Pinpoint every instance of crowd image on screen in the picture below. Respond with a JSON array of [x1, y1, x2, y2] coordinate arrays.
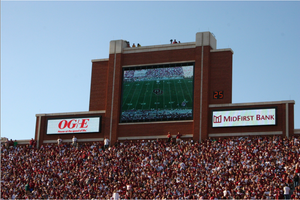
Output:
[[1, 134, 300, 199], [120, 109, 192, 122], [145, 67, 184, 79], [123, 66, 192, 82]]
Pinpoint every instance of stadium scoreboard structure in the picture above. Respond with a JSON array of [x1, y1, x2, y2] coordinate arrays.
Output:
[[35, 32, 295, 147]]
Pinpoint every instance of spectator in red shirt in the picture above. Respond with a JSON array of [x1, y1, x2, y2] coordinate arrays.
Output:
[[167, 132, 171, 143], [176, 132, 181, 143], [29, 138, 34, 148]]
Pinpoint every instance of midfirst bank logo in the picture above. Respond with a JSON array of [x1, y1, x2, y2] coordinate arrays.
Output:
[[213, 115, 222, 123], [212, 108, 276, 127]]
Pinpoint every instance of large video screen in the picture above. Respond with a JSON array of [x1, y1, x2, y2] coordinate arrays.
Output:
[[120, 63, 194, 123]]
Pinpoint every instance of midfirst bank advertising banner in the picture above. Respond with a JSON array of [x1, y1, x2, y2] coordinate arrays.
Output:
[[47, 117, 101, 134], [212, 108, 276, 128]]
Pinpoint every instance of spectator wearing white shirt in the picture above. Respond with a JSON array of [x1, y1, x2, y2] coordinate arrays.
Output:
[[11, 193, 17, 199], [223, 187, 231, 198], [71, 136, 77, 147], [112, 190, 120, 200], [283, 184, 290, 199], [57, 137, 62, 146], [104, 137, 110, 149]]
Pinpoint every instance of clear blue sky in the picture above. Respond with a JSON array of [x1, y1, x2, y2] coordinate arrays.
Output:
[[1, 1, 300, 140]]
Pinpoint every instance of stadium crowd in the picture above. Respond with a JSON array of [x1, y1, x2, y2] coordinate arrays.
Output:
[[1, 135, 300, 199]]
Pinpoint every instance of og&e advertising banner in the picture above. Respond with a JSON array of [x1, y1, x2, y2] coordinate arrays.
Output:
[[47, 117, 101, 134]]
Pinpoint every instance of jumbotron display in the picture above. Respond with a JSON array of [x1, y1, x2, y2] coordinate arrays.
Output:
[[120, 63, 194, 123]]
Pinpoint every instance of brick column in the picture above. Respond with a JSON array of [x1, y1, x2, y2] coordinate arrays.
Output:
[[193, 32, 216, 142], [104, 40, 127, 145]]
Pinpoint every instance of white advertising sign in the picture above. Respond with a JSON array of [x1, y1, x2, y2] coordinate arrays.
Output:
[[47, 117, 101, 134], [212, 108, 276, 127]]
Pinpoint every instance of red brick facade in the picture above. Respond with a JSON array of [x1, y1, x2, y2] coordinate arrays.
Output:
[[35, 32, 295, 147], [89, 60, 109, 111]]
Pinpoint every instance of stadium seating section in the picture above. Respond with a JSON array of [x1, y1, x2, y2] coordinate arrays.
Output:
[[1, 135, 300, 199]]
